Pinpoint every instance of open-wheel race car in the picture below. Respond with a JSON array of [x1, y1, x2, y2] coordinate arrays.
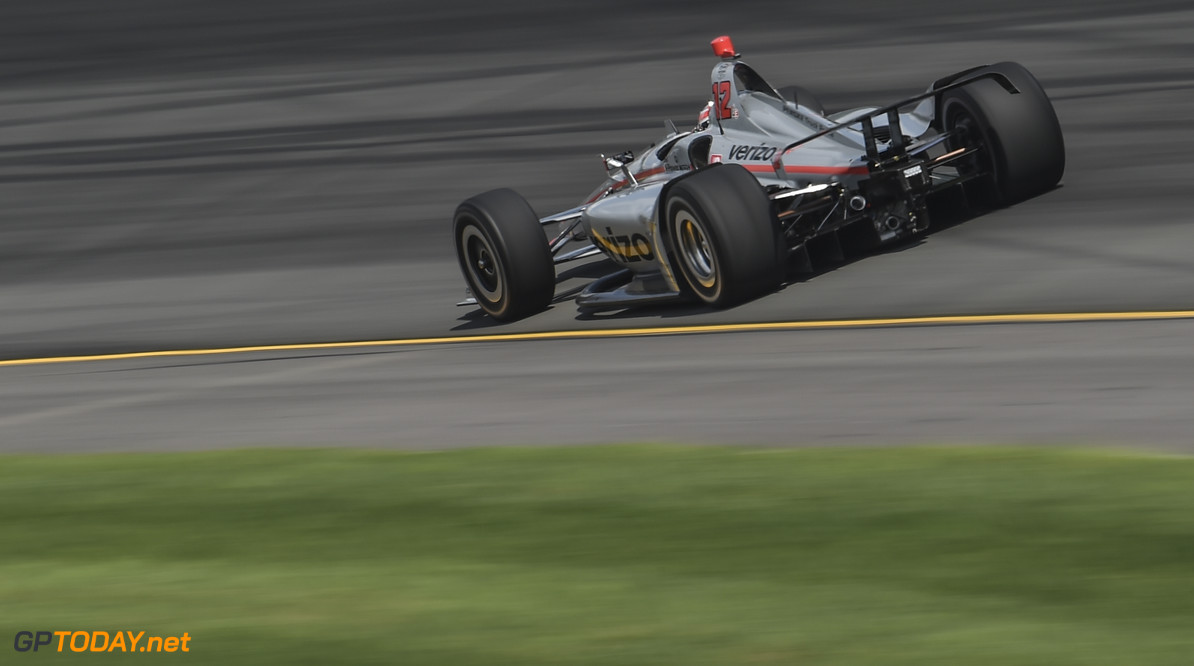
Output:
[[453, 35, 1065, 321]]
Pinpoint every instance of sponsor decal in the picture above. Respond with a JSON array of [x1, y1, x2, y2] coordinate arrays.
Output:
[[592, 227, 656, 263], [728, 144, 778, 161], [13, 630, 192, 654], [790, 110, 832, 131]]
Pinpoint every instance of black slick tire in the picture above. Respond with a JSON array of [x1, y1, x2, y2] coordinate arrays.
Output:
[[663, 164, 782, 308], [941, 62, 1065, 206], [453, 189, 554, 322]]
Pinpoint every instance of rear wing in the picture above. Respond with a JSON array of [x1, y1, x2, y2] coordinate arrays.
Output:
[[770, 70, 1019, 175]]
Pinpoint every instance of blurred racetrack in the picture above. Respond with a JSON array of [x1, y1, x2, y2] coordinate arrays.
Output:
[[1, 1, 1192, 449]]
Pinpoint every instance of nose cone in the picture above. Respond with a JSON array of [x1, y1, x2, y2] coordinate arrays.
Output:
[[711, 35, 737, 59]]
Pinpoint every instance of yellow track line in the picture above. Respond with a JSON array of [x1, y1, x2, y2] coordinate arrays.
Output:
[[2, 310, 1193, 368]]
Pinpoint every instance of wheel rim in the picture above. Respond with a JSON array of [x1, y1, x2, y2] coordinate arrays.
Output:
[[948, 107, 988, 176], [460, 225, 503, 302], [674, 209, 717, 289]]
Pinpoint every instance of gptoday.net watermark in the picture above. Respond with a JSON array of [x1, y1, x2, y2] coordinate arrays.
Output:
[[14, 631, 191, 654]]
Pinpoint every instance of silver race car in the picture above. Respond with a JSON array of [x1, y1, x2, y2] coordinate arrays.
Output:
[[454, 35, 1065, 321]]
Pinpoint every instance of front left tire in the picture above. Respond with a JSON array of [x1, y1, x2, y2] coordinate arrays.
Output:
[[663, 164, 783, 307]]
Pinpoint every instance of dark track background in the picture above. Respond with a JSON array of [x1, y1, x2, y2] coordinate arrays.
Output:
[[2, 0, 1193, 358], [0, 1, 1192, 450]]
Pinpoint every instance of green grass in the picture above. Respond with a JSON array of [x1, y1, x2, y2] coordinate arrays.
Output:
[[2, 446, 1193, 664]]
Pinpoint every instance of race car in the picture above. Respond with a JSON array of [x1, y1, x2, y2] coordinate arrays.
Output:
[[453, 35, 1065, 321]]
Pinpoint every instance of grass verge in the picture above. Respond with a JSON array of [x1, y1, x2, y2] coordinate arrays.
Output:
[[1, 446, 1192, 664]]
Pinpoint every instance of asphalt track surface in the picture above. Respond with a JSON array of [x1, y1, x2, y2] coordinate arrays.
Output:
[[1, 1, 1192, 450]]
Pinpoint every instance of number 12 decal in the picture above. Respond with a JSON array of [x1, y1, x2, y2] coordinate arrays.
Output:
[[712, 81, 732, 120]]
